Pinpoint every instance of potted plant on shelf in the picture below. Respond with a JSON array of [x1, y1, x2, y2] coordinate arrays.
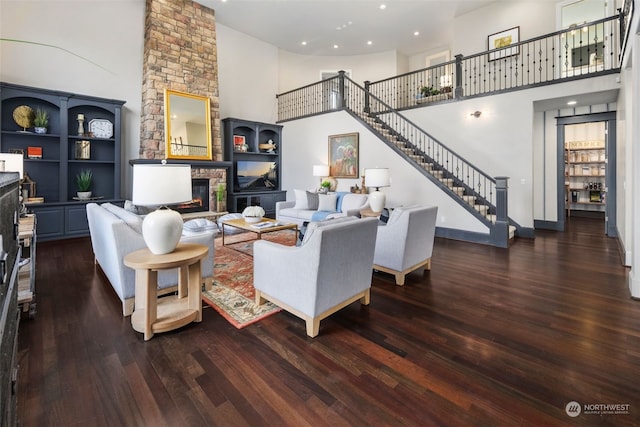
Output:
[[33, 108, 49, 134], [76, 169, 93, 199], [242, 205, 265, 223]]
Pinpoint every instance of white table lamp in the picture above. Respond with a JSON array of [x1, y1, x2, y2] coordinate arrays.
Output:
[[0, 153, 24, 179], [365, 168, 390, 213], [0, 153, 26, 215], [313, 164, 329, 183], [132, 162, 192, 254]]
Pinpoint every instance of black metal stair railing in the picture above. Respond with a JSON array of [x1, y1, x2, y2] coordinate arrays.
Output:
[[277, 72, 513, 246], [341, 75, 503, 225], [367, 13, 624, 108]]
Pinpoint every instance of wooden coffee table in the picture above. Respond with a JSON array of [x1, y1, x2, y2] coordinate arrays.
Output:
[[221, 217, 298, 249]]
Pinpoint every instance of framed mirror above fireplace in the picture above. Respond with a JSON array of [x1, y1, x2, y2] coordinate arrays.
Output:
[[164, 89, 212, 161]]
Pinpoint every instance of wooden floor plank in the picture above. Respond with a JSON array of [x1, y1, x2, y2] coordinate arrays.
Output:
[[16, 217, 640, 426]]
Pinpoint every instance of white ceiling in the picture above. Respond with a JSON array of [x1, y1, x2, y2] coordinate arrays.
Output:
[[198, 0, 497, 56]]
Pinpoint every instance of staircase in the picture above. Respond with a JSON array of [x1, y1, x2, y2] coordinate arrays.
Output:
[[335, 75, 520, 246], [355, 110, 517, 242]]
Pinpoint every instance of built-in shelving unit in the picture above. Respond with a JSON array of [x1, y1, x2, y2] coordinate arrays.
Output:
[[564, 140, 606, 217], [222, 118, 285, 217], [0, 82, 125, 240]]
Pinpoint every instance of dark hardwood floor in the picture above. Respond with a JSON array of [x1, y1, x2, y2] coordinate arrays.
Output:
[[17, 217, 640, 426]]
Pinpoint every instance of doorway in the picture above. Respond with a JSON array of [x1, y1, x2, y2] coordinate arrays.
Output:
[[556, 112, 617, 236]]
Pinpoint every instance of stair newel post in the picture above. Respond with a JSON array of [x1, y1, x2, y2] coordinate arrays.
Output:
[[364, 80, 371, 114], [492, 176, 510, 248], [454, 54, 464, 99], [337, 70, 346, 109]]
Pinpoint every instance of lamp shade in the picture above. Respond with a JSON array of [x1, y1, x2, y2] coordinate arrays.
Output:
[[132, 163, 192, 206], [313, 164, 330, 177], [0, 153, 24, 179], [132, 163, 192, 254], [364, 168, 390, 188]]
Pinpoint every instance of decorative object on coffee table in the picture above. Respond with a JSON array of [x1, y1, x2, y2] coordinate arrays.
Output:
[[242, 205, 265, 223]]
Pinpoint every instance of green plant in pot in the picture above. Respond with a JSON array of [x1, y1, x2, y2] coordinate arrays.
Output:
[[216, 183, 225, 211], [33, 108, 49, 134], [319, 179, 331, 194], [76, 169, 93, 199]]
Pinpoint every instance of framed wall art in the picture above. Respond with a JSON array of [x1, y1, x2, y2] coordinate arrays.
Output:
[[488, 26, 520, 61], [328, 132, 359, 178]]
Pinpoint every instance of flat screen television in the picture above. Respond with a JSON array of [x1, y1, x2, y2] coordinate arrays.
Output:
[[235, 160, 278, 192]]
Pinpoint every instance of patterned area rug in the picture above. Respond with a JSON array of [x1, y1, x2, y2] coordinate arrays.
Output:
[[202, 230, 296, 329]]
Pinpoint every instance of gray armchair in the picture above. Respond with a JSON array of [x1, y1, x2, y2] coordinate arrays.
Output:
[[254, 217, 379, 337], [373, 205, 438, 285]]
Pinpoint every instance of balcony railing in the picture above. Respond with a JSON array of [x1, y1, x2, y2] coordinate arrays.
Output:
[[366, 14, 624, 109]]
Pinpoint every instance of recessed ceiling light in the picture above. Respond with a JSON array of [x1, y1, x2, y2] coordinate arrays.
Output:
[[333, 44, 339, 49], [567, 100, 577, 105], [367, 40, 373, 45], [336, 26, 342, 30], [301, 41, 307, 46], [379, 4, 386, 10], [414, 31, 420, 36]]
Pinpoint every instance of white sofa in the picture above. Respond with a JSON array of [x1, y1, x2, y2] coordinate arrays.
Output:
[[86, 202, 215, 316], [373, 205, 438, 285], [276, 190, 369, 226], [254, 217, 378, 337]]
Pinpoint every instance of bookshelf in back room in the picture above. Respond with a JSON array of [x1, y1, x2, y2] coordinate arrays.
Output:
[[0, 82, 125, 241], [222, 118, 285, 218], [564, 121, 606, 218]]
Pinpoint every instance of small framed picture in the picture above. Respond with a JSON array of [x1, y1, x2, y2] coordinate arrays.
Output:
[[488, 26, 520, 61], [233, 135, 245, 146], [9, 148, 24, 156]]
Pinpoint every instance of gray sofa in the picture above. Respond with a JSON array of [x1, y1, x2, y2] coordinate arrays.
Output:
[[86, 202, 215, 316], [276, 190, 369, 226]]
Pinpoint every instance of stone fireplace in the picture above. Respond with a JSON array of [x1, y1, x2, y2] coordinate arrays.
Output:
[[137, 0, 229, 213]]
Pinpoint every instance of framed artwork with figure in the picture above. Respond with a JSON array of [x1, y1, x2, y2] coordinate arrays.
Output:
[[328, 132, 359, 178]]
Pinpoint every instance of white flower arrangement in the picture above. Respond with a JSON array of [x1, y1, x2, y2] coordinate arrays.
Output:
[[242, 206, 265, 218]]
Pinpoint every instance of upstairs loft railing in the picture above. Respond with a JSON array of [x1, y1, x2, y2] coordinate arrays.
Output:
[[276, 9, 631, 122], [366, 13, 625, 109]]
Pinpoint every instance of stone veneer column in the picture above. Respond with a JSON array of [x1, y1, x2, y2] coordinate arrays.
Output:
[[140, 0, 221, 161]]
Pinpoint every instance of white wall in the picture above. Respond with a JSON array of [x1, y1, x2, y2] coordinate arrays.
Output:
[[216, 24, 279, 123], [0, 0, 145, 197], [277, 50, 399, 92], [452, 1, 557, 57]]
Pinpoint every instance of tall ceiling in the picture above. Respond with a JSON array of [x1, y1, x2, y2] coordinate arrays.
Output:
[[197, 0, 497, 56]]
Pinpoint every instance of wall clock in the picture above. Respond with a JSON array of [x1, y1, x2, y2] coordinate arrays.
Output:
[[88, 119, 113, 139]]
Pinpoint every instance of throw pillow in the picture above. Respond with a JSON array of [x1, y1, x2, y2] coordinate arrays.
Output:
[[293, 189, 319, 210], [183, 218, 218, 236], [124, 200, 152, 215], [317, 194, 338, 212], [301, 216, 357, 245]]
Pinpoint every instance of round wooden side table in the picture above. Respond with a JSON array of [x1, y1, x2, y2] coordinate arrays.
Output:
[[124, 243, 208, 341]]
